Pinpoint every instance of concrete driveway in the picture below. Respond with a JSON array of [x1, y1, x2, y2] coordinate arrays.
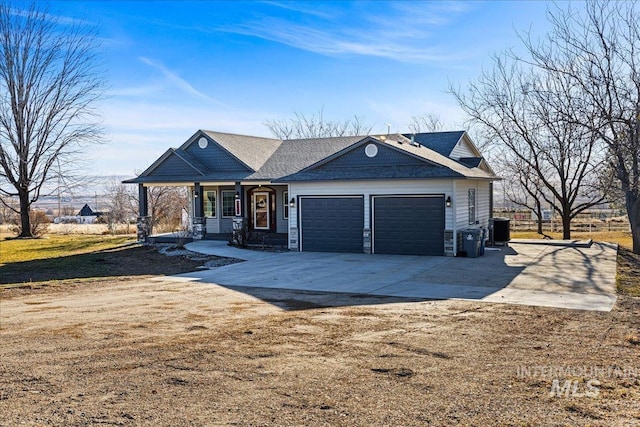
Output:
[[179, 240, 618, 311]]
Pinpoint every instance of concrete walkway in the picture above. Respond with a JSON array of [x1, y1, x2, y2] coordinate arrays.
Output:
[[181, 240, 618, 311]]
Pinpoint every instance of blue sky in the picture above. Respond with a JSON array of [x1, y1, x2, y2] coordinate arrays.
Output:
[[39, 1, 559, 177]]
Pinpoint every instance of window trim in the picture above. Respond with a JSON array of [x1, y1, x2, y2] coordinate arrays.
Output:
[[468, 188, 476, 225], [204, 190, 217, 218], [283, 191, 289, 219], [221, 190, 236, 218]]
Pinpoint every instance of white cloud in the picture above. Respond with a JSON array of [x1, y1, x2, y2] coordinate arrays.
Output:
[[259, 1, 335, 19], [9, 6, 94, 27], [213, 1, 476, 63], [139, 57, 229, 107]]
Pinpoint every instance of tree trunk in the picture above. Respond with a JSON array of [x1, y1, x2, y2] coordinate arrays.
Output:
[[18, 189, 32, 238], [535, 204, 544, 235], [562, 214, 571, 240], [626, 190, 640, 254]]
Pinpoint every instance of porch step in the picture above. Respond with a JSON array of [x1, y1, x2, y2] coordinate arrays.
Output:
[[203, 232, 288, 247], [250, 233, 288, 247], [148, 235, 194, 244]]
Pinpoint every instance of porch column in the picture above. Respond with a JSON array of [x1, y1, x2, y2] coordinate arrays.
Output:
[[136, 184, 151, 242], [232, 181, 245, 231], [192, 182, 206, 240], [139, 184, 148, 217]]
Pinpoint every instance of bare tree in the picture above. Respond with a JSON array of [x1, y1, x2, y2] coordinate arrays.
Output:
[[60, 205, 76, 216], [498, 153, 549, 236], [264, 107, 373, 139], [408, 113, 445, 133], [0, 195, 17, 223], [102, 178, 137, 234], [147, 186, 189, 234], [451, 50, 608, 239], [0, 2, 104, 237], [507, 0, 640, 253]]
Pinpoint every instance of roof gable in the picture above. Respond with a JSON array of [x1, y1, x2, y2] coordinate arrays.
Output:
[[181, 131, 256, 172], [277, 136, 465, 182], [79, 204, 94, 216], [314, 139, 430, 169], [138, 148, 207, 178], [450, 133, 482, 159]]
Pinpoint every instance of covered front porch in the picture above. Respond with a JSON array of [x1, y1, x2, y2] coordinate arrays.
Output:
[[136, 181, 290, 244]]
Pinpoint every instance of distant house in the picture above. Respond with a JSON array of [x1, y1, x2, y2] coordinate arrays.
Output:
[[54, 204, 101, 224], [124, 130, 499, 256]]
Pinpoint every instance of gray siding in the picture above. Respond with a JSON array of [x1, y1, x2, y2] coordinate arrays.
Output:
[[454, 180, 490, 230], [275, 186, 289, 233], [184, 139, 253, 172], [319, 142, 426, 169], [450, 138, 476, 160], [150, 153, 200, 176]]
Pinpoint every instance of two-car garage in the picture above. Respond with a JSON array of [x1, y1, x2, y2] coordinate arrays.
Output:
[[298, 195, 445, 256]]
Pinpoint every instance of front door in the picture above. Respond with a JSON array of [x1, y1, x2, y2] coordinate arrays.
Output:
[[253, 192, 270, 230]]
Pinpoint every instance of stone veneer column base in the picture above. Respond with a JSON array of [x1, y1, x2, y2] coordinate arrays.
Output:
[[192, 217, 206, 240], [289, 227, 299, 251], [137, 216, 152, 242], [363, 228, 371, 254], [444, 230, 455, 256]]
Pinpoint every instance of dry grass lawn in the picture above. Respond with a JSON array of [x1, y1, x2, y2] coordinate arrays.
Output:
[[0, 233, 639, 426]]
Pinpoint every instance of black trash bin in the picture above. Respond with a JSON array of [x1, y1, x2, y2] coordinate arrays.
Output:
[[491, 217, 511, 244], [462, 229, 482, 258]]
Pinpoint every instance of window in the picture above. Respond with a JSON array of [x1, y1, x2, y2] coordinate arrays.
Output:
[[468, 188, 476, 225], [222, 191, 236, 217], [204, 190, 216, 217], [283, 191, 289, 219]]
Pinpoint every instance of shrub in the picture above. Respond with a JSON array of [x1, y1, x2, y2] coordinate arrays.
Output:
[[228, 221, 252, 248], [10, 210, 51, 237]]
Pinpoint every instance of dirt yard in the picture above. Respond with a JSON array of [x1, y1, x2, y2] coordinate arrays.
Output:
[[1, 273, 639, 426]]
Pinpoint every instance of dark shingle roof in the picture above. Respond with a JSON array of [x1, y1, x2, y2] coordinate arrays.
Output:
[[201, 130, 282, 171], [277, 134, 496, 182], [458, 157, 483, 168], [279, 165, 464, 181], [124, 130, 496, 184], [249, 136, 363, 180], [402, 131, 465, 157]]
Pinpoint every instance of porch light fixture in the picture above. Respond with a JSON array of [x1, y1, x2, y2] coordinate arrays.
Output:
[[289, 198, 296, 208], [446, 196, 452, 208]]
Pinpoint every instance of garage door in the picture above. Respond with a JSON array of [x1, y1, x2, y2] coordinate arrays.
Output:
[[300, 197, 364, 253], [373, 196, 444, 256]]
